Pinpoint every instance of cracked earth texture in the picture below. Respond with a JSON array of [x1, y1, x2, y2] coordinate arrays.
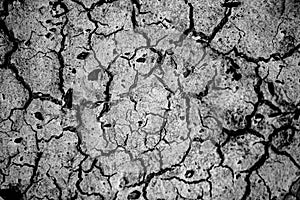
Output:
[[0, 0, 300, 200]]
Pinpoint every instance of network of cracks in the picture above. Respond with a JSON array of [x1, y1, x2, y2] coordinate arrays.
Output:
[[1, 0, 300, 200]]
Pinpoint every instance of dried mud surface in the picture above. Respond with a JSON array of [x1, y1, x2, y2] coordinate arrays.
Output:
[[1, 0, 300, 200]]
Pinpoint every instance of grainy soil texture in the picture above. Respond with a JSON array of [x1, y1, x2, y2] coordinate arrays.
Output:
[[1, 0, 300, 200]]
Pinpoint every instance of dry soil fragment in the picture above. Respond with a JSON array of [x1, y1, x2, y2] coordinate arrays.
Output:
[[87, 69, 102, 81]]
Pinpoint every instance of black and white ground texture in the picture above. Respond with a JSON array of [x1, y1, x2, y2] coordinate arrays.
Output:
[[1, 0, 300, 199]]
